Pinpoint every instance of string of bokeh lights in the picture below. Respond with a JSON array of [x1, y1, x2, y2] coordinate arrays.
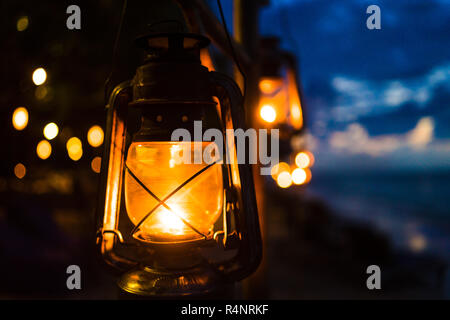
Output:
[[270, 151, 314, 189], [12, 53, 104, 179], [12, 15, 311, 188]]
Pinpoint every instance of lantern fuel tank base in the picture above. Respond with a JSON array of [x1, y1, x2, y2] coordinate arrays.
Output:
[[117, 265, 234, 298]]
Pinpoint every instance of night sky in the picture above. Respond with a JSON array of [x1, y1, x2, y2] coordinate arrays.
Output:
[[258, 0, 450, 171]]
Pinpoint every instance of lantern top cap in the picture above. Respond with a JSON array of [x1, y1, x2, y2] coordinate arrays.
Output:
[[135, 32, 210, 61]]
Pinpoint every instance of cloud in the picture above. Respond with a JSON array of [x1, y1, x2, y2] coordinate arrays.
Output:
[[291, 131, 320, 151], [329, 63, 450, 122], [384, 81, 413, 107], [407, 117, 434, 149], [329, 123, 401, 156], [329, 116, 435, 156]]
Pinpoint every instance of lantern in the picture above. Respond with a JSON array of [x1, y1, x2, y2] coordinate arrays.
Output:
[[258, 37, 304, 139], [96, 32, 262, 297], [258, 37, 314, 188]]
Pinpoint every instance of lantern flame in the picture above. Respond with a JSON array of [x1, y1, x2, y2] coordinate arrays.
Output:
[[260, 105, 277, 123]]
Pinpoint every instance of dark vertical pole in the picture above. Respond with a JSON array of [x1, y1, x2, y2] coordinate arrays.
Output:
[[233, 0, 268, 299]]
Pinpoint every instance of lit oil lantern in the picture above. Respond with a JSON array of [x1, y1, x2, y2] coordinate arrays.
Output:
[[96, 32, 261, 297], [258, 37, 304, 139]]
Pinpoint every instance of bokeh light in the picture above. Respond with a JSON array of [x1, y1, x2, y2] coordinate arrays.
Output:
[[91, 156, 102, 173], [87, 125, 104, 147], [66, 137, 83, 161], [295, 152, 309, 168], [304, 167, 312, 184], [270, 162, 290, 179], [43, 122, 59, 140], [12, 107, 29, 131], [277, 171, 292, 188], [295, 151, 314, 168], [36, 140, 52, 160], [290, 103, 303, 128], [16, 16, 29, 32], [260, 105, 276, 123], [14, 163, 26, 179], [409, 234, 427, 252], [292, 168, 307, 185], [32, 67, 47, 86]]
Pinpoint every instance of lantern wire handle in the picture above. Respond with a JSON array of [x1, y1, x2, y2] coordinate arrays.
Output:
[[126, 162, 218, 239], [216, 0, 247, 100], [104, 0, 128, 104]]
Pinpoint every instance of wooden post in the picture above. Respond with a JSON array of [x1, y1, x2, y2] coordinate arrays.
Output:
[[233, 0, 268, 299]]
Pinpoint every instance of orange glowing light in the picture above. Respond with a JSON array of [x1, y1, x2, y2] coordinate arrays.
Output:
[[270, 162, 290, 179], [260, 105, 276, 123], [12, 107, 29, 131], [91, 156, 102, 173], [259, 77, 284, 94], [277, 171, 292, 188], [259, 79, 275, 94], [36, 140, 52, 159], [14, 163, 26, 179], [292, 168, 307, 185], [200, 49, 215, 71], [87, 125, 104, 147], [304, 167, 312, 184], [124, 142, 223, 242], [258, 77, 289, 125], [66, 137, 83, 161], [295, 151, 314, 168], [258, 70, 303, 130], [286, 69, 303, 130]]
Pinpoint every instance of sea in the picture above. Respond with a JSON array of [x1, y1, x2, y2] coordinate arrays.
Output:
[[307, 170, 450, 263]]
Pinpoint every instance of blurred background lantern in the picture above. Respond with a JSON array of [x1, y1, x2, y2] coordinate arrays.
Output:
[[96, 30, 261, 297], [257, 37, 313, 189], [257, 37, 304, 139]]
